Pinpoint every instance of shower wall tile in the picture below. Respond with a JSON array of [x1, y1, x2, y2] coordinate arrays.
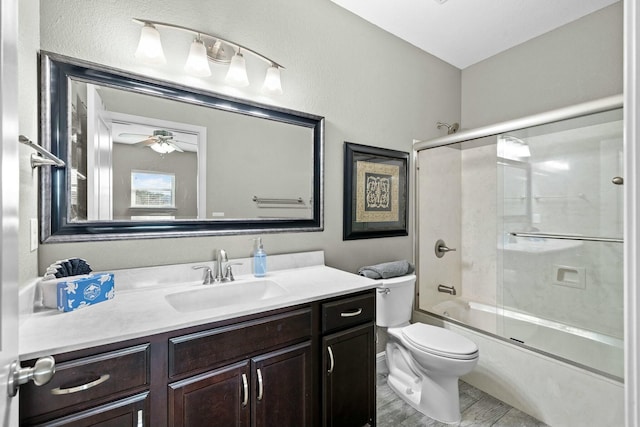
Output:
[[461, 141, 497, 305], [500, 240, 623, 338], [417, 147, 461, 311]]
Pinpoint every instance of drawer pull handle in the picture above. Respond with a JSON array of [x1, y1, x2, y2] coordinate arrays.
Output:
[[327, 346, 335, 375], [241, 373, 248, 407], [256, 368, 264, 401], [50, 374, 110, 395], [340, 308, 363, 317]]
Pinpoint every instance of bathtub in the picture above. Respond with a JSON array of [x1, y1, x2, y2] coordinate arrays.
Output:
[[428, 298, 623, 380]]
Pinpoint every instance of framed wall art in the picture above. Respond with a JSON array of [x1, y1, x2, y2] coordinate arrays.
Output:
[[343, 142, 409, 240]]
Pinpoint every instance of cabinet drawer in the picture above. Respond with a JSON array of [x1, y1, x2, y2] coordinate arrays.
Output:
[[20, 344, 150, 421], [322, 292, 375, 333], [169, 307, 312, 378], [31, 392, 149, 427]]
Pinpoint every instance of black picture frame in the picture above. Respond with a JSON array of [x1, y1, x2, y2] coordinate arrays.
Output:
[[343, 142, 409, 240]]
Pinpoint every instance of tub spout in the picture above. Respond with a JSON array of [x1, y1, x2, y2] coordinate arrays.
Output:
[[437, 284, 457, 295]]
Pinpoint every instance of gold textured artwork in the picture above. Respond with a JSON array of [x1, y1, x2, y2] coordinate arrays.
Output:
[[355, 161, 399, 222]]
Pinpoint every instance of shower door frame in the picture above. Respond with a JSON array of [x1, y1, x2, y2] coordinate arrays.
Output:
[[623, 0, 640, 425], [412, 94, 624, 375]]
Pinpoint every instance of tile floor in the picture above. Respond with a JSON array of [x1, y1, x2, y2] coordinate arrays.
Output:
[[376, 373, 549, 426]]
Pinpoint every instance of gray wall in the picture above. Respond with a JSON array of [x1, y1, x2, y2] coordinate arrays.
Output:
[[18, 1, 40, 285], [461, 2, 623, 129], [23, 0, 460, 277], [20, 1, 621, 282]]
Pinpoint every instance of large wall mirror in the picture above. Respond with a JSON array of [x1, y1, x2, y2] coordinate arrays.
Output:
[[40, 52, 324, 242]]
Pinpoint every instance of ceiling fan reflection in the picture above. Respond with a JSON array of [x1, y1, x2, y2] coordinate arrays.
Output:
[[118, 129, 186, 154]]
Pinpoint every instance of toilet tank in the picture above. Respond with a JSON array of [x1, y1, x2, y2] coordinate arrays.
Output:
[[376, 274, 417, 327]]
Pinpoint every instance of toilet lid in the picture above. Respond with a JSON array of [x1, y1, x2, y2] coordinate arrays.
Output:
[[402, 323, 479, 360]]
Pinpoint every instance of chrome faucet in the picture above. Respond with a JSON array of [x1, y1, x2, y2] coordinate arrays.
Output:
[[213, 249, 243, 283], [192, 250, 242, 285], [214, 249, 228, 283], [192, 265, 215, 285], [437, 284, 457, 295]]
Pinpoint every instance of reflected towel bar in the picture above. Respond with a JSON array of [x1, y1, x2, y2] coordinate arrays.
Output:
[[533, 193, 587, 200], [252, 196, 305, 205], [19, 135, 66, 169], [509, 232, 622, 243]]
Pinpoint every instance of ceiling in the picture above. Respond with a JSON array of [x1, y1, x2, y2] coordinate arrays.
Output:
[[329, 0, 620, 69]]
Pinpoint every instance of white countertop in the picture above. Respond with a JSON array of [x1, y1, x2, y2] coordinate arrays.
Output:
[[19, 251, 377, 360]]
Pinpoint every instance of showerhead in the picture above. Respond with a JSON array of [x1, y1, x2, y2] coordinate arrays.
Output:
[[436, 121, 459, 135]]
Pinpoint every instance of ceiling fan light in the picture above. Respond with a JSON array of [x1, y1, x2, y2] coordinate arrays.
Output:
[[262, 65, 283, 95], [225, 51, 250, 87], [184, 37, 211, 77], [150, 142, 176, 154], [135, 23, 166, 65]]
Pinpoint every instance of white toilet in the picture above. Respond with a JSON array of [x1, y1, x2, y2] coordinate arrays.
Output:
[[377, 274, 479, 424]]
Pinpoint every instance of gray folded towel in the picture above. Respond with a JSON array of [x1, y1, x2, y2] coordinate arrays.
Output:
[[357, 260, 414, 279]]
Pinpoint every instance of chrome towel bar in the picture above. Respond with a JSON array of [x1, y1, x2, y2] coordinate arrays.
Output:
[[252, 196, 305, 205], [509, 232, 622, 243], [19, 135, 65, 169]]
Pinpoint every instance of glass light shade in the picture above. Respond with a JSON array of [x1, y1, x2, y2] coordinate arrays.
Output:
[[184, 38, 211, 77], [135, 23, 166, 65], [225, 52, 250, 87], [262, 66, 283, 95], [150, 142, 176, 154], [499, 137, 531, 160]]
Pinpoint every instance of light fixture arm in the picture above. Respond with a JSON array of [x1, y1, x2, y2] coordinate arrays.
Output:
[[132, 18, 285, 69]]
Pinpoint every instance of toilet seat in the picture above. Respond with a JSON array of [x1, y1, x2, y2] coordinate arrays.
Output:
[[401, 323, 479, 360]]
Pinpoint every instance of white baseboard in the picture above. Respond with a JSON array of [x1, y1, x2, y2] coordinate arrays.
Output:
[[376, 351, 388, 374]]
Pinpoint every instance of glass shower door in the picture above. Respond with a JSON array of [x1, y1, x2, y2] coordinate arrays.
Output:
[[497, 108, 624, 378]]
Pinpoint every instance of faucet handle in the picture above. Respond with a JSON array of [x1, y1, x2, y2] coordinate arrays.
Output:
[[192, 265, 214, 285], [224, 262, 243, 281]]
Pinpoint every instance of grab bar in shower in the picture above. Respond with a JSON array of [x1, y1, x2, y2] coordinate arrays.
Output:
[[509, 232, 622, 243]]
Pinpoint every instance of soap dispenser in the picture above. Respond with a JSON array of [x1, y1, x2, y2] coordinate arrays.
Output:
[[253, 237, 267, 277]]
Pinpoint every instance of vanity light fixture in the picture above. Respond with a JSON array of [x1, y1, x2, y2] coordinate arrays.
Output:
[[263, 65, 283, 95], [184, 35, 211, 77], [133, 19, 285, 94], [134, 23, 166, 65], [225, 49, 249, 87], [499, 135, 531, 161]]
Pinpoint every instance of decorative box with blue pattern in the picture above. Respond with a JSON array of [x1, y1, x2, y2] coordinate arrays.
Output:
[[55, 273, 115, 312]]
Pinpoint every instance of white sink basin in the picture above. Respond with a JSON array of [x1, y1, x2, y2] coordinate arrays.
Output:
[[165, 279, 288, 313]]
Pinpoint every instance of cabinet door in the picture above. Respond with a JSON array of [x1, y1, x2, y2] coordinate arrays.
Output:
[[251, 341, 312, 427], [29, 392, 148, 427], [168, 361, 250, 427], [322, 323, 375, 427]]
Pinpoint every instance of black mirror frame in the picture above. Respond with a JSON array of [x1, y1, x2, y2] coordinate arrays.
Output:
[[40, 52, 324, 242]]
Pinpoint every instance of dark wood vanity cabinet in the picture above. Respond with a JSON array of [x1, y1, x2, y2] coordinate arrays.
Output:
[[168, 361, 250, 426], [19, 344, 151, 426], [168, 342, 312, 427], [167, 308, 313, 427], [321, 293, 376, 427], [19, 289, 375, 427]]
